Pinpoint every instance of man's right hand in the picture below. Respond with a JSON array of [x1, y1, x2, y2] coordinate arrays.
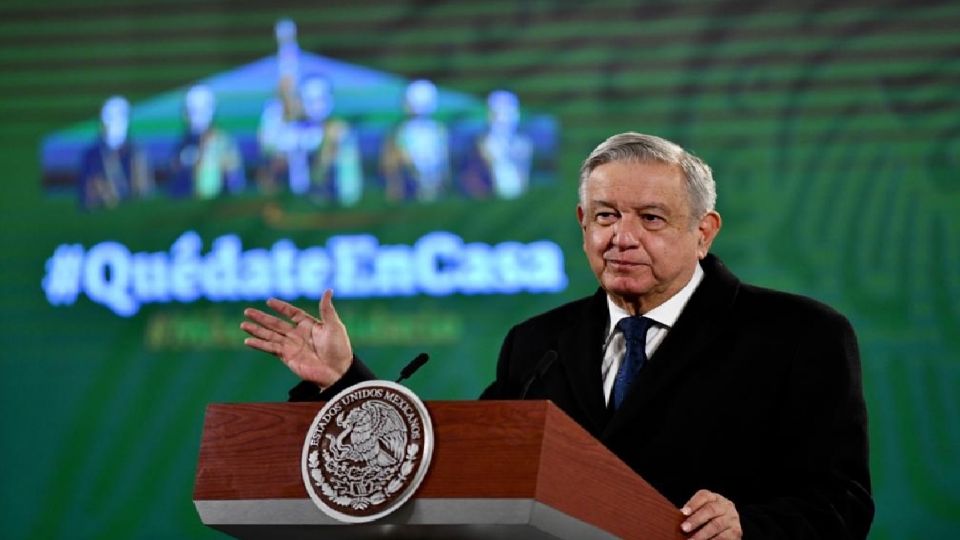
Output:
[[241, 289, 353, 388]]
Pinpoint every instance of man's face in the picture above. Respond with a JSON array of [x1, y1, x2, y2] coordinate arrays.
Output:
[[301, 78, 333, 122], [100, 97, 129, 150], [185, 86, 215, 135], [577, 159, 720, 314]]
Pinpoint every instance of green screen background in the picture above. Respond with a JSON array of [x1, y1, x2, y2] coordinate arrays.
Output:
[[1, 1, 958, 538]]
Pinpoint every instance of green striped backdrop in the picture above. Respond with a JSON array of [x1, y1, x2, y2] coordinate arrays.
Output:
[[1, 1, 957, 538]]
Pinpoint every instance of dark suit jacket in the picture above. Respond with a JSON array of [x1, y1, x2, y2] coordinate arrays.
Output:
[[291, 254, 874, 539]]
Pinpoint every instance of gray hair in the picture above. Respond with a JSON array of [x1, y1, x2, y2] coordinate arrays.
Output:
[[578, 132, 716, 221]]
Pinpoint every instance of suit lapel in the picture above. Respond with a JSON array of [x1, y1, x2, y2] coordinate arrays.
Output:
[[557, 288, 610, 435], [602, 255, 741, 438]]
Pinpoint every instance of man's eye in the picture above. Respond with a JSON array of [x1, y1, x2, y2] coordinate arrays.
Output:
[[596, 212, 617, 223], [641, 214, 666, 227]]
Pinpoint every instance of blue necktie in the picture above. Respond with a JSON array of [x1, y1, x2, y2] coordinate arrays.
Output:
[[611, 316, 654, 410]]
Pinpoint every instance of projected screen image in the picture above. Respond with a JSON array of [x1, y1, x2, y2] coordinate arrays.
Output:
[[41, 28, 559, 209], [1, 1, 958, 539]]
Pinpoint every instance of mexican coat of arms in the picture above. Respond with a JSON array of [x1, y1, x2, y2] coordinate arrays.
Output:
[[301, 380, 434, 523]]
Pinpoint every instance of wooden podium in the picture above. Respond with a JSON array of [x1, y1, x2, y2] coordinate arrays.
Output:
[[194, 400, 684, 539]]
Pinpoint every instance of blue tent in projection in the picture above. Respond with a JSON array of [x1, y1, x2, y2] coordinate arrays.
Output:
[[39, 52, 558, 196]]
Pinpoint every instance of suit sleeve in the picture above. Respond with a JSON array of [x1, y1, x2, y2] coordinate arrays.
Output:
[[287, 356, 377, 402], [738, 313, 874, 539]]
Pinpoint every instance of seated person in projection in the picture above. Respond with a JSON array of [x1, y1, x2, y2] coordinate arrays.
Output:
[[461, 90, 534, 199], [258, 74, 362, 205], [380, 79, 450, 202], [78, 96, 154, 210], [168, 84, 245, 199]]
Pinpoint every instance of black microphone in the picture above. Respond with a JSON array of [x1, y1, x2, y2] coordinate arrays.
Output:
[[396, 352, 430, 383], [519, 350, 557, 399]]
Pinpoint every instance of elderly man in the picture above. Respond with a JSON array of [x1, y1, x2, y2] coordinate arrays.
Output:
[[242, 132, 874, 539]]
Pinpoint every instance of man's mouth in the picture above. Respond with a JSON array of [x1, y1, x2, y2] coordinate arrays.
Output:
[[605, 258, 644, 268]]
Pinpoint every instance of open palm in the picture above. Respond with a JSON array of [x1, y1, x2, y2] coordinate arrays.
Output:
[[241, 290, 353, 387]]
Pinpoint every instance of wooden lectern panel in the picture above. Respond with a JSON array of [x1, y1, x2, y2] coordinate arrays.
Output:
[[536, 403, 683, 539], [195, 400, 684, 539]]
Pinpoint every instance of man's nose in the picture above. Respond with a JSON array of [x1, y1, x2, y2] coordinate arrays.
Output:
[[612, 216, 641, 247]]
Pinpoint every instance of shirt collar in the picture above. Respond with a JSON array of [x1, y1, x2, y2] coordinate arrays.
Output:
[[605, 262, 704, 337]]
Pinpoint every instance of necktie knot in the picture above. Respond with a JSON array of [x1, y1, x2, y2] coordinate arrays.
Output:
[[617, 315, 653, 346], [611, 316, 654, 410]]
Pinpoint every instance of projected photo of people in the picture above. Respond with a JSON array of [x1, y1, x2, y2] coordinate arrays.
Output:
[[168, 85, 246, 199], [460, 90, 534, 200], [39, 18, 558, 211], [258, 74, 362, 205], [257, 19, 363, 205], [380, 79, 451, 202], [77, 96, 154, 210]]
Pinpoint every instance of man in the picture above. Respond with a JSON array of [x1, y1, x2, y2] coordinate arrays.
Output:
[[78, 95, 154, 210], [168, 84, 245, 199], [461, 89, 534, 199], [257, 74, 363, 204], [380, 79, 451, 202], [241, 132, 874, 539]]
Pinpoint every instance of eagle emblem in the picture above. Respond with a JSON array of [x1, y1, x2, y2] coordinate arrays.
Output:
[[301, 381, 434, 523], [327, 400, 407, 468]]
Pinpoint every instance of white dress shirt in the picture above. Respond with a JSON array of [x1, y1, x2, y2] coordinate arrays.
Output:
[[601, 263, 705, 404]]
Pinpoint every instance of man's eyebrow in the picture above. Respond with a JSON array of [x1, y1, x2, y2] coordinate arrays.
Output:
[[590, 199, 615, 208], [635, 203, 670, 213], [588, 200, 672, 214]]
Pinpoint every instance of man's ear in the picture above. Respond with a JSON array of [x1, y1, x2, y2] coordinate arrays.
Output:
[[576, 205, 586, 230], [696, 211, 722, 258]]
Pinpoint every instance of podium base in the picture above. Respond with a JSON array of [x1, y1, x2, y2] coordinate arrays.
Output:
[[196, 497, 617, 540]]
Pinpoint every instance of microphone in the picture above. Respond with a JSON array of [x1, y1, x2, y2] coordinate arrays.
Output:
[[519, 350, 557, 400], [396, 352, 430, 383]]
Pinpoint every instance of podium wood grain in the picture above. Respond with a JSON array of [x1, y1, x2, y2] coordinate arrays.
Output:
[[195, 400, 684, 539]]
